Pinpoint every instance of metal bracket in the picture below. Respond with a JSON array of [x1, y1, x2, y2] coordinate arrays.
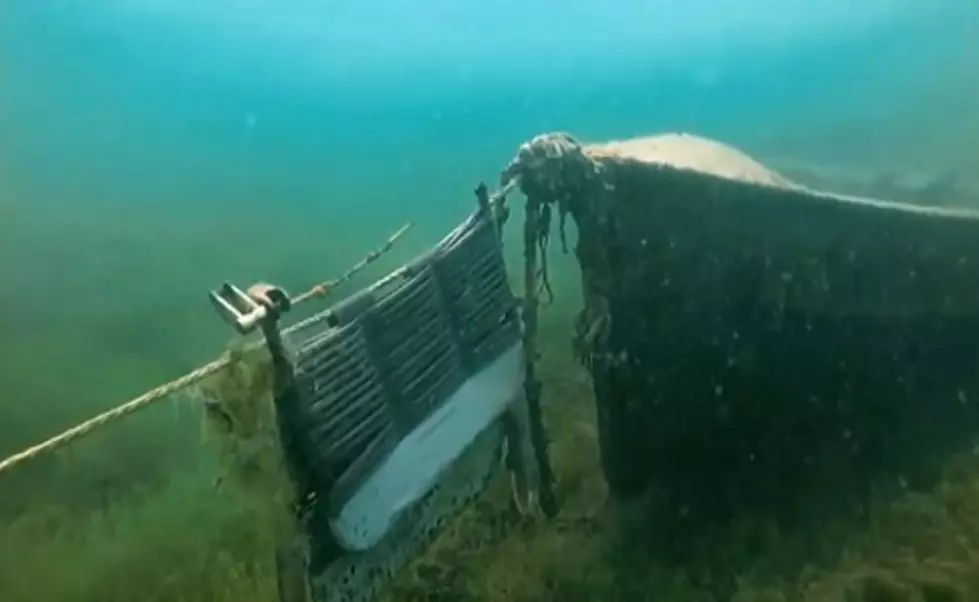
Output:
[[209, 282, 290, 334]]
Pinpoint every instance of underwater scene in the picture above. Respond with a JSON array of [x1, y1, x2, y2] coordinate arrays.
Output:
[[2, 1, 979, 601]]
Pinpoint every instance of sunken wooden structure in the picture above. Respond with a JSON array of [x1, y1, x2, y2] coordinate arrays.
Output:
[[502, 132, 979, 528], [251, 206, 542, 602]]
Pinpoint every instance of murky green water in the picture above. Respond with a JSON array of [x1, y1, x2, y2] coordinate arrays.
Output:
[[0, 2, 977, 600]]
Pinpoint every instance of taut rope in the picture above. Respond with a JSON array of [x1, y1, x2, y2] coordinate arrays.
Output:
[[0, 223, 414, 478]]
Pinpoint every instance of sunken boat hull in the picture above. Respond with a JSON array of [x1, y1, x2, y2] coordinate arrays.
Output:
[[505, 132, 979, 528]]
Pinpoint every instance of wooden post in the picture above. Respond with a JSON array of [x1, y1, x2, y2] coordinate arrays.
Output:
[[250, 285, 311, 602], [522, 196, 558, 518]]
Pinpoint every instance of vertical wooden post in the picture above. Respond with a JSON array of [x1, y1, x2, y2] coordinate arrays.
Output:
[[522, 196, 558, 518], [251, 287, 311, 602]]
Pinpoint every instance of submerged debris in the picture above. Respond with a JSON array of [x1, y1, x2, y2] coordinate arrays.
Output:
[[194, 344, 297, 537], [505, 131, 979, 550]]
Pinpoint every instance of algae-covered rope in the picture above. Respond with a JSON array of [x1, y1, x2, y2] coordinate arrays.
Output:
[[0, 222, 414, 478]]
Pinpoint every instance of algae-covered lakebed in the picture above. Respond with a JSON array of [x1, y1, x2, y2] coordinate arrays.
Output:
[[4, 296, 979, 602]]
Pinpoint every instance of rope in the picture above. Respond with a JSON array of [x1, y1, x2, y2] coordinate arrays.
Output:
[[291, 222, 413, 305], [0, 359, 230, 477], [0, 222, 414, 478]]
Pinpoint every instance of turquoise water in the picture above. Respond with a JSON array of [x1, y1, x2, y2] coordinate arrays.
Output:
[[0, 0, 977, 589]]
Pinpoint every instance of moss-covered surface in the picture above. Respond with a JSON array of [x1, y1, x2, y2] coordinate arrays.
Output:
[[2, 308, 979, 602], [194, 344, 296, 540]]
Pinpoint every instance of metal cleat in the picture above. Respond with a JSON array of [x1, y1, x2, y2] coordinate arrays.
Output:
[[208, 282, 288, 334]]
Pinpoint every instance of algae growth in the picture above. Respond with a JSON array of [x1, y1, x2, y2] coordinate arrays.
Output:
[[194, 344, 294, 526], [3, 304, 979, 602]]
